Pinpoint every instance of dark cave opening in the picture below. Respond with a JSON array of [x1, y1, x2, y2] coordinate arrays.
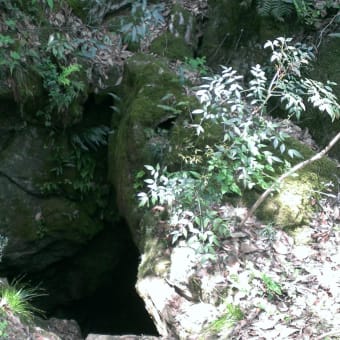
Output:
[[4, 93, 159, 338], [48, 94, 157, 337], [55, 231, 158, 337], [20, 222, 158, 338]]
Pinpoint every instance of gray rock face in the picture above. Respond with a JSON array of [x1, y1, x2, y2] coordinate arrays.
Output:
[[36, 317, 83, 340], [0, 125, 103, 274]]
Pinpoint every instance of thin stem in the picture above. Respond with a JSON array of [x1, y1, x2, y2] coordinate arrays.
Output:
[[260, 66, 282, 111]]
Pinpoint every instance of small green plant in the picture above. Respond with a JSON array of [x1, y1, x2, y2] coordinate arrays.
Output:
[[0, 279, 45, 322], [46, 33, 75, 63], [243, 0, 340, 26], [71, 125, 111, 152], [0, 33, 22, 75], [257, 0, 294, 21], [207, 303, 244, 334], [31, 0, 53, 10], [119, 0, 165, 44], [260, 222, 277, 242], [37, 60, 85, 126], [185, 56, 209, 76], [261, 273, 283, 299], [0, 34, 14, 48]]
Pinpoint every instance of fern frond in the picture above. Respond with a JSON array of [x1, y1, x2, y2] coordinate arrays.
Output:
[[257, 0, 294, 21], [71, 125, 111, 151]]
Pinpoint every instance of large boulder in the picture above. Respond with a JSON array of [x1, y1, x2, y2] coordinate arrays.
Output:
[[108, 51, 227, 338], [108, 53, 185, 245], [0, 125, 104, 274]]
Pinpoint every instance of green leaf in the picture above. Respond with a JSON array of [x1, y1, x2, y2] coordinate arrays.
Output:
[[328, 33, 340, 38], [10, 51, 21, 60], [279, 143, 286, 153], [47, 0, 53, 9], [287, 149, 303, 158]]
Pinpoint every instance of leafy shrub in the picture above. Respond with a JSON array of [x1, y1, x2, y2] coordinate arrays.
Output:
[[261, 273, 283, 299], [184, 56, 209, 76], [137, 37, 339, 259], [242, 0, 340, 26], [292, 0, 339, 26], [37, 60, 85, 126]]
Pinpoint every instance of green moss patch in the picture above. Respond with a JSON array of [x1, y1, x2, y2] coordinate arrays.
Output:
[[150, 32, 193, 61], [243, 137, 340, 228], [108, 53, 189, 242]]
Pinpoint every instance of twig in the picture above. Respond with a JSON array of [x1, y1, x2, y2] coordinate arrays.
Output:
[[209, 32, 230, 61], [240, 132, 340, 227], [316, 12, 340, 49]]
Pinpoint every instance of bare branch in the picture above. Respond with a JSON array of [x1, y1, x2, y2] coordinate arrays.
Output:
[[240, 132, 340, 227]]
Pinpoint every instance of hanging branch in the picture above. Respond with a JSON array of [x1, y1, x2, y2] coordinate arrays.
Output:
[[240, 132, 340, 227]]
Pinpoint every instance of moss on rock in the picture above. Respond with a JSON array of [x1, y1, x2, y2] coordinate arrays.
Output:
[[150, 5, 196, 61], [200, 0, 255, 65], [108, 53, 187, 245], [243, 137, 340, 228], [150, 32, 193, 60]]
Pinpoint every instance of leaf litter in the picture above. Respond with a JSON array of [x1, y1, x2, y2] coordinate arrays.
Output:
[[194, 191, 340, 339]]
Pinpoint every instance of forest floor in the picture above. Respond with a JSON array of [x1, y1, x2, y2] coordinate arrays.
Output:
[[195, 191, 340, 339]]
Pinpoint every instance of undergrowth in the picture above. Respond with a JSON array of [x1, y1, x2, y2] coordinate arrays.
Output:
[[137, 37, 340, 260]]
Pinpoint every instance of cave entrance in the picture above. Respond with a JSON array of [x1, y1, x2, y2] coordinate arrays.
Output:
[[58, 233, 158, 337], [23, 222, 158, 338]]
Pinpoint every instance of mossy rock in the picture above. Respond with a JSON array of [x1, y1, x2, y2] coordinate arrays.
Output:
[[0, 125, 105, 273], [150, 4, 196, 61], [150, 32, 194, 61], [137, 212, 170, 279], [0, 176, 103, 274], [200, 0, 256, 65], [108, 53, 187, 244], [243, 137, 340, 228]]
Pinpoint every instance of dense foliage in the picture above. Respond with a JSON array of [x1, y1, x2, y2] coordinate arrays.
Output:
[[137, 37, 340, 259], [242, 0, 339, 25]]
